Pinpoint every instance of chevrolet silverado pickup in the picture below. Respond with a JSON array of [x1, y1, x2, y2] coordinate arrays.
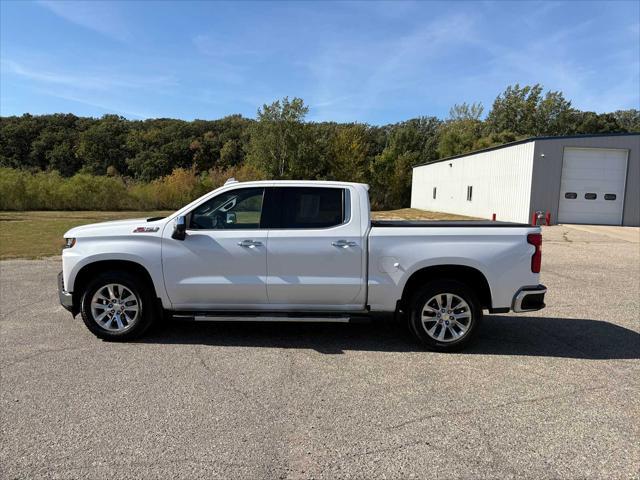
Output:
[[58, 179, 546, 350]]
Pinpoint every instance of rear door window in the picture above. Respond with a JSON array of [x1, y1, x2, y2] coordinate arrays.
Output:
[[274, 187, 346, 229]]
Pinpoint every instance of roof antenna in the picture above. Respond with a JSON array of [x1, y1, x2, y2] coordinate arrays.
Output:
[[224, 177, 238, 185]]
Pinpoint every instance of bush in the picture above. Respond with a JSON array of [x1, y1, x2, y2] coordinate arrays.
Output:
[[0, 168, 29, 210], [0, 164, 270, 211]]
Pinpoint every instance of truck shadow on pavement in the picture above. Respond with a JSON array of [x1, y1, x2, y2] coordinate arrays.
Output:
[[140, 315, 640, 360]]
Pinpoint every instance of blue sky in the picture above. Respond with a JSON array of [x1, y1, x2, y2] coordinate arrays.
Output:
[[1, 1, 638, 124]]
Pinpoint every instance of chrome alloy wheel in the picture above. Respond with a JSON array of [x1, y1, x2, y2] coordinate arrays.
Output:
[[90, 283, 140, 332], [421, 293, 472, 343]]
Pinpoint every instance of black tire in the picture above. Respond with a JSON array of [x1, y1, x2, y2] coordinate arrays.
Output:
[[80, 270, 156, 341], [408, 279, 482, 352]]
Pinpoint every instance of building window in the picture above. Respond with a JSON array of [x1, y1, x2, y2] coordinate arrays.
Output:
[[604, 194, 617, 201], [564, 192, 577, 199], [433, 187, 437, 200], [466, 185, 473, 202], [584, 193, 597, 200]]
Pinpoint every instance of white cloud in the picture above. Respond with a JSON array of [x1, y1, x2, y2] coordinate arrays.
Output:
[[38, 0, 131, 42], [466, 19, 640, 113], [2, 59, 175, 91], [193, 34, 265, 58], [1, 59, 178, 119], [35, 87, 152, 119], [303, 12, 477, 121]]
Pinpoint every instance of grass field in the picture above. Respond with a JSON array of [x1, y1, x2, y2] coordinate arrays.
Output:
[[0, 208, 473, 259], [0, 211, 171, 260]]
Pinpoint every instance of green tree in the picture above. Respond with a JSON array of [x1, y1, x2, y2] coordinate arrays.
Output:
[[448, 102, 484, 121], [486, 84, 574, 136], [472, 130, 519, 150], [27, 114, 83, 175], [126, 150, 171, 182], [77, 115, 130, 175], [437, 119, 484, 158], [486, 84, 543, 135], [0, 114, 44, 169], [47, 139, 80, 176], [370, 117, 440, 209], [535, 91, 574, 135], [219, 139, 243, 169], [246, 97, 315, 178], [189, 131, 220, 172], [613, 109, 640, 132], [436, 102, 487, 158], [571, 112, 622, 134], [327, 123, 373, 182]]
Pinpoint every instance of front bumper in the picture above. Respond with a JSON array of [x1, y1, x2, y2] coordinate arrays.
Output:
[[512, 284, 547, 313], [57, 271, 74, 313]]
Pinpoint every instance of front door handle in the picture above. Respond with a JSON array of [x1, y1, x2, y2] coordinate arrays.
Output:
[[238, 239, 263, 248], [332, 240, 358, 248]]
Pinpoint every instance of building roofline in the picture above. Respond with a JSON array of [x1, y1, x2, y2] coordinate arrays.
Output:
[[414, 132, 640, 168]]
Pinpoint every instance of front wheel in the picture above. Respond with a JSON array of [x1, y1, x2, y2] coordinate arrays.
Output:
[[408, 280, 482, 351], [80, 271, 155, 341]]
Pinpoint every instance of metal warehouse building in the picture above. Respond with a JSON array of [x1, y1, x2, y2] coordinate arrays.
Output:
[[411, 133, 640, 226]]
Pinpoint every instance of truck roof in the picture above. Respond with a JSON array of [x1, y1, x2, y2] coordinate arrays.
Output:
[[223, 179, 370, 189]]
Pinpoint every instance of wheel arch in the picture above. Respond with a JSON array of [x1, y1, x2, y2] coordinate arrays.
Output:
[[399, 264, 493, 310], [72, 260, 159, 312]]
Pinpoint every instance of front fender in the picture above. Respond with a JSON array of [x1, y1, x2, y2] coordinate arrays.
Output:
[[62, 236, 170, 308]]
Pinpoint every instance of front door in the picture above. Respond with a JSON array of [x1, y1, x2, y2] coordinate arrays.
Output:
[[265, 186, 366, 309], [162, 187, 268, 309]]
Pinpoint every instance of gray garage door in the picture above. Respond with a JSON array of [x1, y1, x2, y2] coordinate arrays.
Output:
[[557, 147, 628, 225]]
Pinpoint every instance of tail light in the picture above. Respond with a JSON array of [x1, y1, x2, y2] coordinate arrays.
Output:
[[527, 233, 542, 273]]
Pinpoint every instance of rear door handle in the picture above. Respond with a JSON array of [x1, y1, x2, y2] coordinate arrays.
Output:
[[332, 240, 358, 248], [238, 239, 263, 248]]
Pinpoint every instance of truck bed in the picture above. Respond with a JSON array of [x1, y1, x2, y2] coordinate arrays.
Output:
[[371, 220, 532, 228]]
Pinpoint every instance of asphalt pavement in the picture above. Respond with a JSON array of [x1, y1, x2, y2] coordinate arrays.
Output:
[[1, 225, 638, 479]]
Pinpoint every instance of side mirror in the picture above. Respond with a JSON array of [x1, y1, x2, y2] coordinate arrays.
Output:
[[226, 212, 237, 224], [172, 216, 187, 240]]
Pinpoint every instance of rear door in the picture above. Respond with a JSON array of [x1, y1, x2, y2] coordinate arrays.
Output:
[[265, 186, 366, 309]]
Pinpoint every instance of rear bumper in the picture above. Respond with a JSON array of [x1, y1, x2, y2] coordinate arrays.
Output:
[[57, 271, 74, 313], [512, 284, 547, 313]]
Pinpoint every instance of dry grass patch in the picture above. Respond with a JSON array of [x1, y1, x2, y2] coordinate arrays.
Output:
[[371, 208, 477, 221]]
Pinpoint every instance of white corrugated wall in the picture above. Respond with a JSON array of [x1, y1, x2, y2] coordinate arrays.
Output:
[[410, 141, 535, 223]]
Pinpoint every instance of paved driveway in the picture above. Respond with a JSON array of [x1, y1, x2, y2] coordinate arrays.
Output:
[[1, 225, 638, 479]]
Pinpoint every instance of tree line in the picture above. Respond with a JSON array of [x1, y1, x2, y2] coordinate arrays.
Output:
[[1, 83, 638, 210]]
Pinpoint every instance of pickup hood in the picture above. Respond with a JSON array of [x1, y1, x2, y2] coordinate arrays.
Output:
[[64, 218, 165, 238]]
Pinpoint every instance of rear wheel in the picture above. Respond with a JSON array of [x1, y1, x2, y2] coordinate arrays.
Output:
[[408, 280, 482, 351], [80, 271, 155, 341]]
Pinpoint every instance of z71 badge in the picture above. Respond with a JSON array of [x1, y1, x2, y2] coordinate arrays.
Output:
[[133, 226, 159, 233]]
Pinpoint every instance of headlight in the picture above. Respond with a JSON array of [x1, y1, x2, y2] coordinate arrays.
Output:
[[64, 238, 76, 249]]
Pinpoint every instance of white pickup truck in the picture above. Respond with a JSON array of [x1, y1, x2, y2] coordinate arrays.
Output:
[[58, 179, 546, 351]]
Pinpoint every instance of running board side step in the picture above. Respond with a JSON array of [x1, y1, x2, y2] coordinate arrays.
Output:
[[171, 313, 369, 323]]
